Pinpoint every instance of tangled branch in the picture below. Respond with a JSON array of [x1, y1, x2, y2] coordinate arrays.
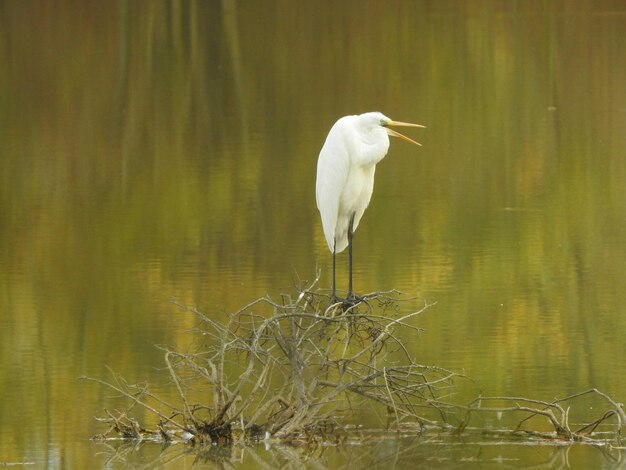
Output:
[[83, 276, 625, 449], [84, 276, 457, 444]]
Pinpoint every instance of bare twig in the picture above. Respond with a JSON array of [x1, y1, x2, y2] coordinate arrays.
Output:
[[87, 289, 624, 449]]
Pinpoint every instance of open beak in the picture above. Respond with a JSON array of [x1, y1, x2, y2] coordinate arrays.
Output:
[[386, 120, 426, 146]]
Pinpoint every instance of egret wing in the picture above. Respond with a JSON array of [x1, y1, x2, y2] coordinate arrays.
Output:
[[316, 120, 352, 253]]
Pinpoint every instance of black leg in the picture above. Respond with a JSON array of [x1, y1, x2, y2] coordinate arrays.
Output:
[[329, 238, 343, 305], [332, 239, 337, 300], [347, 214, 355, 299], [346, 214, 365, 306], [328, 220, 363, 309]]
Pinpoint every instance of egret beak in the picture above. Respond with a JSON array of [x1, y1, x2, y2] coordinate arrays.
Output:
[[386, 120, 426, 146]]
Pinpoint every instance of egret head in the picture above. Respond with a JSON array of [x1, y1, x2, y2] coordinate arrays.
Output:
[[359, 112, 425, 146]]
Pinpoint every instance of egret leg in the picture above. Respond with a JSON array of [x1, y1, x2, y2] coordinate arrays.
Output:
[[347, 221, 353, 298], [346, 215, 365, 306], [329, 239, 344, 305], [347, 214, 356, 300], [328, 223, 362, 308], [332, 240, 337, 300]]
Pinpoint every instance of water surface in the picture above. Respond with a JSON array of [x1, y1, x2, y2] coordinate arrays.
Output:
[[1, 1, 626, 467]]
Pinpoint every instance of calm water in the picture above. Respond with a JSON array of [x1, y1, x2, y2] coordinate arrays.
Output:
[[1, 1, 626, 468]]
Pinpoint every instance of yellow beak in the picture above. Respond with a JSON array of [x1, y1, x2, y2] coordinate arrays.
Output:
[[386, 120, 426, 146]]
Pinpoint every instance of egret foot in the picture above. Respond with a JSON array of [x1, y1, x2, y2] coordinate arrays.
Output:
[[327, 293, 368, 311], [345, 293, 365, 306], [329, 294, 345, 306]]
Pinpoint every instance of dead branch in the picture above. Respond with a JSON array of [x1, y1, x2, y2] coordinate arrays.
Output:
[[86, 286, 624, 450], [462, 391, 625, 444]]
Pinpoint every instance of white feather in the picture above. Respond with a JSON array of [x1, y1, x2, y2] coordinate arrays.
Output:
[[316, 112, 392, 253]]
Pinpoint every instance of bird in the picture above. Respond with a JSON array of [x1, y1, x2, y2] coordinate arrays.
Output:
[[316, 112, 424, 305]]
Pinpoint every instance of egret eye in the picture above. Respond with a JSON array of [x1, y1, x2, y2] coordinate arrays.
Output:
[[380, 120, 387, 126]]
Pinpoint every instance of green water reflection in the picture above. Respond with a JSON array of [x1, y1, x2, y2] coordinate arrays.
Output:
[[1, 1, 625, 467]]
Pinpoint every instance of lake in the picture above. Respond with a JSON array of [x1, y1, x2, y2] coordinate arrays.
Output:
[[1, 1, 625, 467]]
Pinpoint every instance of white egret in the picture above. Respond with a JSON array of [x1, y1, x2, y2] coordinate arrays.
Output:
[[315, 112, 424, 304]]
